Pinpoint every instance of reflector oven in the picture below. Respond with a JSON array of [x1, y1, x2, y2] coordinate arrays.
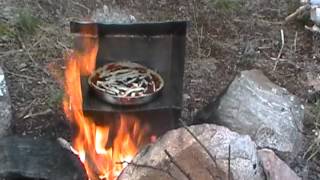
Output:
[[70, 21, 187, 136]]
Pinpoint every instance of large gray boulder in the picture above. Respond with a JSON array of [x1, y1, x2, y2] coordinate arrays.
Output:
[[0, 67, 11, 137], [197, 70, 304, 161], [119, 124, 265, 180]]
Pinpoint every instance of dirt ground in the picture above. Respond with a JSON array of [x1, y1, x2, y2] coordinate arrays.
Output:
[[0, 0, 320, 179]]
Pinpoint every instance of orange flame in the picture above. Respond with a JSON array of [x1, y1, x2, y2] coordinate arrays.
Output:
[[63, 24, 150, 180]]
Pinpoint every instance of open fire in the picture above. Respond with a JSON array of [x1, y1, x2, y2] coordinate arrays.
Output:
[[63, 24, 152, 180]]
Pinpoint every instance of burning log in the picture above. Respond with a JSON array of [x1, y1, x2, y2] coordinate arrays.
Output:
[[57, 137, 79, 156], [57, 137, 104, 180]]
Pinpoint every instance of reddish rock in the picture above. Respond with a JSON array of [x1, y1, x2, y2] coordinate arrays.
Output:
[[119, 124, 265, 180], [258, 149, 301, 180]]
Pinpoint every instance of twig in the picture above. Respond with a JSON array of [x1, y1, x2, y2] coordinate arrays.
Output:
[[191, 0, 203, 58], [24, 38, 51, 77], [285, 5, 309, 22], [26, 48, 37, 65], [17, 99, 37, 119], [305, 24, 320, 33], [23, 108, 52, 119], [206, 167, 215, 180], [30, 35, 46, 50], [303, 103, 320, 160], [26, 50, 51, 76], [56, 40, 69, 50], [305, 141, 320, 161], [293, 31, 298, 53], [289, 107, 308, 136], [233, 18, 282, 25], [71, 0, 91, 14], [273, 29, 285, 71], [270, 57, 289, 61], [270, 57, 298, 68], [197, 25, 204, 57], [117, 161, 178, 180], [11, 33, 50, 77], [0, 49, 24, 58], [164, 149, 192, 180], [228, 145, 231, 180], [5, 71, 38, 81], [16, 34, 26, 49], [178, 118, 218, 167]]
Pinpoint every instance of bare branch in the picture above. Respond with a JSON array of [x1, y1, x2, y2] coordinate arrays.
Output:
[[293, 31, 298, 53], [71, 0, 91, 14], [285, 5, 309, 22], [0, 49, 24, 58], [305, 24, 320, 33], [17, 99, 37, 119], [178, 118, 218, 167], [206, 167, 216, 180], [273, 29, 285, 71], [164, 149, 192, 180], [5, 71, 38, 81], [228, 145, 231, 180], [206, 167, 225, 180], [23, 108, 52, 119], [289, 107, 309, 136], [117, 161, 178, 180]]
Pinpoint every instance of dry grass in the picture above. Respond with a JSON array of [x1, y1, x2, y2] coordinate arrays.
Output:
[[304, 101, 320, 161], [15, 9, 40, 36], [0, 22, 13, 37], [210, 0, 241, 12]]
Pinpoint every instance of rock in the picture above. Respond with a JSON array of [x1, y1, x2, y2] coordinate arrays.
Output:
[[119, 124, 265, 180], [0, 67, 12, 137], [258, 149, 301, 180], [196, 70, 304, 161], [0, 136, 87, 180]]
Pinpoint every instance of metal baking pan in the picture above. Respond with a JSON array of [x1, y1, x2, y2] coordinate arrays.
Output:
[[88, 62, 164, 106]]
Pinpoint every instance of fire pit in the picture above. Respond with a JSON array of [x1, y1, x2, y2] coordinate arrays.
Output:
[[64, 21, 187, 180]]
